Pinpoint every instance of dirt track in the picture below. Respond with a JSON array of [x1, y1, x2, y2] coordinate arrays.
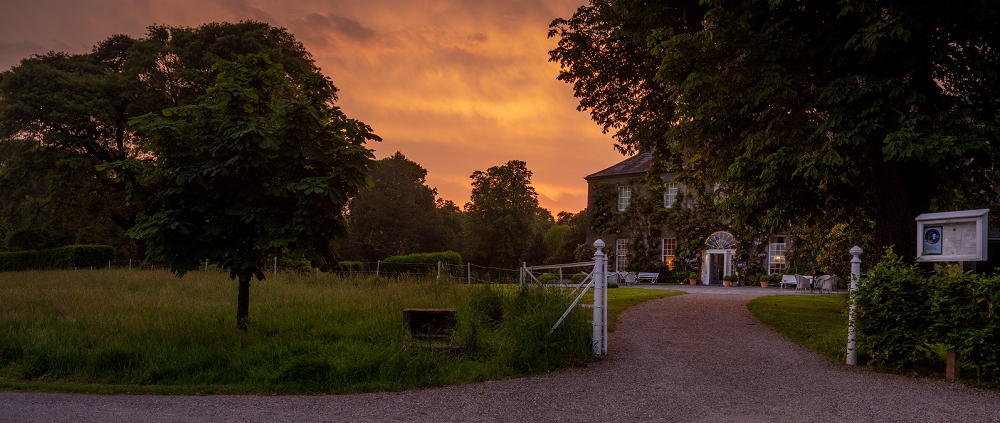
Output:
[[3, 285, 999, 422]]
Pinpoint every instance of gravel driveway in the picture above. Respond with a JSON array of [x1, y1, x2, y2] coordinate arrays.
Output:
[[3, 285, 999, 422]]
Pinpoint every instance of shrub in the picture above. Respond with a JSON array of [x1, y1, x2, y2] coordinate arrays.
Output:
[[855, 248, 934, 370], [571, 272, 589, 284], [537, 273, 559, 284], [380, 251, 462, 276]]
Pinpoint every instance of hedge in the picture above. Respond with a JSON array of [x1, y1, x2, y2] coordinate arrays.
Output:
[[379, 251, 463, 275], [0, 245, 116, 271], [855, 248, 1000, 381]]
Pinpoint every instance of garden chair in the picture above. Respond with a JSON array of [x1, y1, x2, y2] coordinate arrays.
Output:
[[795, 275, 811, 291], [623, 272, 637, 286], [607, 272, 620, 284], [780, 274, 797, 289]]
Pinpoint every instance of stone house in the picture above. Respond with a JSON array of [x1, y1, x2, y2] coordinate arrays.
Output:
[[584, 153, 789, 284]]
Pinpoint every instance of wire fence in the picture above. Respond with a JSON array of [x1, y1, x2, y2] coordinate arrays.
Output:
[[93, 257, 525, 284]]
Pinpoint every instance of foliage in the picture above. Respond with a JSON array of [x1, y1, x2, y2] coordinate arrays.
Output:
[[928, 267, 1000, 379], [854, 248, 934, 370], [379, 251, 463, 276], [463, 160, 546, 268], [126, 54, 378, 331], [342, 152, 462, 261], [550, 0, 1000, 265], [853, 248, 1000, 383], [0, 22, 325, 254], [0, 270, 604, 394], [0, 245, 115, 271]]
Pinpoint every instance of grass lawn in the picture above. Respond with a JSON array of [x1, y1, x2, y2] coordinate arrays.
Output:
[[747, 294, 849, 362], [0, 269, 676, 394]]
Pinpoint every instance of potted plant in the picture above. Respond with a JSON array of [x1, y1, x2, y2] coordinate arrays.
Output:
[[722, 274, 736, 287], [688, 271, 699, 285], [760, 274, 779, 288]]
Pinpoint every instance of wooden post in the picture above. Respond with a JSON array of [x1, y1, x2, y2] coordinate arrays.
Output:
[[947, 351, 960, 382]]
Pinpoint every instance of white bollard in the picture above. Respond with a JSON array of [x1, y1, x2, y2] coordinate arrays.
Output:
[[593, 239, 607, 355], [467, 262, 471, 285], [847, 246, 863, 366], [273, 256, 277, 277]]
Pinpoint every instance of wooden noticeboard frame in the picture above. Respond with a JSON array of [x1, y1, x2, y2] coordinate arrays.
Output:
[[914, 209, 989, 262]]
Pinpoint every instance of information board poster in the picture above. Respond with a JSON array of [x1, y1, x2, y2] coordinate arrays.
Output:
[[923, 226, 942, 255]]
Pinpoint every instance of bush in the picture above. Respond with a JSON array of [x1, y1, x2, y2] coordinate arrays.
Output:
[[0, 245, 115, 271], [537, 273, 559, 284], [571, 272, 589, 284], [854, 248, 933, 370], [336, 261, 365, 272], [379, 251, 462, 275]]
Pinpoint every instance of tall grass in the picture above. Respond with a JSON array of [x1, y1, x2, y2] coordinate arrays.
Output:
[[0, 269, 600, 393]]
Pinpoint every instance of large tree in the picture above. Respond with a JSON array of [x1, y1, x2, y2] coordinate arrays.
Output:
[[0, 21, 325, 253], [551, 1, 1000, 261], [342, 152, 461, 261], [463, 160, 547, 268], [128, 55, 378, 331]]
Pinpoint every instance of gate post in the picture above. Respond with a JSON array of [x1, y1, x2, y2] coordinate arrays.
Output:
[[847, 246, 863, 366], [593, 239, 606, 355]]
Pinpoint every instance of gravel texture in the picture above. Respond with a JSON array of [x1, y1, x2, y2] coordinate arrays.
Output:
[[3, 285, 999, 422]]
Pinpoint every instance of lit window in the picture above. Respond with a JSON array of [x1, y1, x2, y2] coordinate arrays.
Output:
[[618, 186, 631, 211], [662, 238, 676, 270], [664, 182, 678, 208], [616, 238, 629, 272], [768, 237, 787, 275]]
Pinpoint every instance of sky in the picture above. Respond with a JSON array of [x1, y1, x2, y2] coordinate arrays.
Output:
[[0, 0, 627, 214]]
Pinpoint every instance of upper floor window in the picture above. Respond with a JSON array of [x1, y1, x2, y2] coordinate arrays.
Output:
[[664, 182, 679, 208], [617, 185, 631, 211]]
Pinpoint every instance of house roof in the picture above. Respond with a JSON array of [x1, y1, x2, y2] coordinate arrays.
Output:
[[584, 152, 652, 180]]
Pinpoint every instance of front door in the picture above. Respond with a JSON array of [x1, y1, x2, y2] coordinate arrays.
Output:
[[703, 249, 734, 285]]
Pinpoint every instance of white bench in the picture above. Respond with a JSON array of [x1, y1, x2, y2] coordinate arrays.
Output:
[[637, 272, 659, 283]]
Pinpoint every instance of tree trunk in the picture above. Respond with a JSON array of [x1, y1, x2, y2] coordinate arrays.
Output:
[[870, 161, 930, 264], [236, 275, 251, 332]]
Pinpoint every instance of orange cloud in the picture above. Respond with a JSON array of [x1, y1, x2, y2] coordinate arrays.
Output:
[[0, 0, 627, 213]]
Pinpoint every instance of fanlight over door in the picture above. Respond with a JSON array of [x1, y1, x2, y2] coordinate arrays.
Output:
[[705, 231, 737, 250]]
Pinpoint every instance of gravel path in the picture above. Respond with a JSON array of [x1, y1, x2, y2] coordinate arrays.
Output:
[[3, 285, 999, 422]]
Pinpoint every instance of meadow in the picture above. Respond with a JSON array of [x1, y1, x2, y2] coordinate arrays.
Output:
[[0, 269, 677, 394]]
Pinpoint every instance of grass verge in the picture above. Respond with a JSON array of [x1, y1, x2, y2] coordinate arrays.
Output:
[[0, 270, 676, 394], [746, 294, 849, 361]]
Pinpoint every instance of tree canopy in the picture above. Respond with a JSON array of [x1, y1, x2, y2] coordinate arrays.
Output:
[[551, 0, 1000, 261], [341, 152, 462, 261], [0, 21, 326, 255], [463, 160, 549, 268], [128, 54, 378, 331]]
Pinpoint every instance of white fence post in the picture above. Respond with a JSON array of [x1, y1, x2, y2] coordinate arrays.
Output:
[[593, 239, 607, 355], [436, 261, 442, 282], [467, 262, 471, 285], [847, 246, 863, 366], [128, 259, 132, 270], [376, 260, 380, 277], [273, 256, 277, 277]]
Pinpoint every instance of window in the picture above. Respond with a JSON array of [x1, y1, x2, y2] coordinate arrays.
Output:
[[664, 182, 678, 208], [616, 238, 629, 272], [662, 238, 676, 270], [617, 186, 631, 211], [768, 237, 787, 275]]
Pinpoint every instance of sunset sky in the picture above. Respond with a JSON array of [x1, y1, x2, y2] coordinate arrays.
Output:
[[0, 0, 627, 214]]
